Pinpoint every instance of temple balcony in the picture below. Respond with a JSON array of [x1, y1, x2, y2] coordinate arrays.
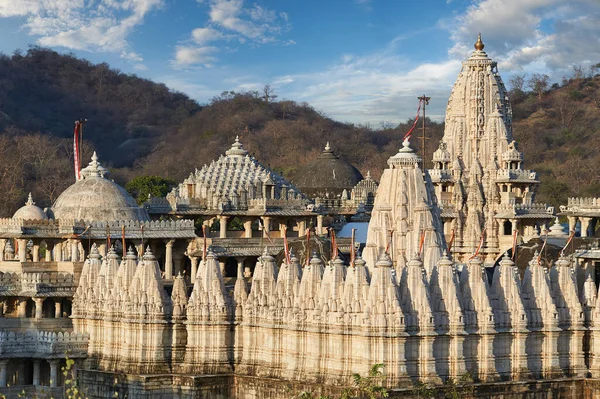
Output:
[[0, 330, 88, 359], [428, 168, 453, 182], [0, 268, 77, 297], [495, 169, 539, 183], [560, 197, 600, 216]]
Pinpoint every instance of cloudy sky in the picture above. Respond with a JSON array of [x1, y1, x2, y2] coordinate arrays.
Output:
[[0, 0, 598, 124]]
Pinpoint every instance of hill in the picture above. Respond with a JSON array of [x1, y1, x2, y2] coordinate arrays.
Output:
[[0, 47, 597, 216]]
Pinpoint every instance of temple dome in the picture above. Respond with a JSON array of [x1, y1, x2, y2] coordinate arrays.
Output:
[[13, 193, 48, 221], [501, 141, 523, 162], [51, 152, 149, 222], [432, 141, 451, 163], [388, 139, 422, 168], [291, 142, 363, 198]]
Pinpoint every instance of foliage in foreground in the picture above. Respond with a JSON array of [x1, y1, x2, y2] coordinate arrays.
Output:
[[294, 364, 388, 399]]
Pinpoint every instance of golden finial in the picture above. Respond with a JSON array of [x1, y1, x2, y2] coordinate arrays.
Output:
[[474, 33, 484, 51]]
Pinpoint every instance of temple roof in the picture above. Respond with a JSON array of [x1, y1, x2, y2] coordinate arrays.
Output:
[[290, 142, 363, 198], [13, 193, 48, 221], [51, 153, 150, 222], [157, 137, 310, 215]]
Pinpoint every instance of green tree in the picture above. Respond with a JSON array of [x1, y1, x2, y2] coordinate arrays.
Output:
[[125, 175, 176, 205]]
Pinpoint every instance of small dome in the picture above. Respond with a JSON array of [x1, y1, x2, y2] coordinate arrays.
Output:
[[13, 193, 48, 221], [432, 141, 451, 163], [51, 152, 149, 222], [291, 142, 363, 198], [388, 138, 422, 168], [501, 141, 523, 162]]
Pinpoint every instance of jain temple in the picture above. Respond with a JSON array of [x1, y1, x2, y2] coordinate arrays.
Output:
[[2, 35, 600, 398]]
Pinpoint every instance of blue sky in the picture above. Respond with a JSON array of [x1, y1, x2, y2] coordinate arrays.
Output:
[[0, 0, 599, 124]]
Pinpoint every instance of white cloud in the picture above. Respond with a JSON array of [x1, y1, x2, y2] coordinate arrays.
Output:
[[0, 0, 162, 59], [192, 27, 224, 45], [208, 0, 289, 42], [121, 51, 144, 63], [173, 45, 218, 66], [172, 0, 292, 67], [449, 0, 600, 74], [265, 52, 461, 125]]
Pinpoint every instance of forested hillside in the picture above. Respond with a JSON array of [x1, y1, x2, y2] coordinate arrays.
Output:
[[0, 47, 597, 216]]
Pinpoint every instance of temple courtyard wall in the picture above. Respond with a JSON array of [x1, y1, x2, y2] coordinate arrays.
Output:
[[75, 371, 600, 399]]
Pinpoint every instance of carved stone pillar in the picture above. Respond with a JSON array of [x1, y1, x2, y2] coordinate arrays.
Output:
[[54, 242, 62, 262], [32, 243, 40, 262], [33, 360, 40, 385], [54, 300, 62, 318], [72, 240, 81, 261], [34, 297, 44, 319], [317, 215, 324, 235], [568, 216, 578, 235], [190, 256, 199, 281], [219, 216, 228, 239], [261, 216, 271, 238], [0, 359, 7, 387], [45, 242, 53, 261], [244, 220, 253, 238], [18, 239, 27, 262], [165, 239, 175, 280], [581, 217, 592, 238], [298, 220, 307, 236], [219, 260, 226, 277], [48, 359, 59, 387], [236, 257, 246, 279], [17, 299, 27, 318]]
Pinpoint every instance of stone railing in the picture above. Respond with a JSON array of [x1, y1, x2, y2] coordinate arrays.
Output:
[[428, 169, 453, 181], [248, 198, 311, 211], [495, 169, 537, 181], [144, 196, 174, 213], [0, 330, 88, 358], [496, 203, 553, 215], [21, 272, 76, 295], [563, 197, 600, 213]]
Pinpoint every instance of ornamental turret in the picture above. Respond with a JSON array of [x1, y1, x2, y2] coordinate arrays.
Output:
[[430, 34, 552, 263]]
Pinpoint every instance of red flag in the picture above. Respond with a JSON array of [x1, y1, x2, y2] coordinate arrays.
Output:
[[537, 231, 548, 265], [330, 229, 338, 260], [202, 225, 208, 260], [73, 121, 81, 181], [511, 229, 518, 261], [121, 225, 126, 257], [259, 218, 274, 244], [385, 230, 394, 254], [418, 230, 426, 258], [403, 98, 423, 142], [468, 229, 486, 260], [561, 230, 576, 257], [350, 228, 356, 266], [106, 224, 111, 248], [283, 226, 291, 264], [447, 229, 455, 254], [305, 228, 311, 267], [140, 225, 145, 256]]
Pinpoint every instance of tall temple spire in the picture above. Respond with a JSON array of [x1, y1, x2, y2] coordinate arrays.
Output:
[[429, 34, 552, 263]]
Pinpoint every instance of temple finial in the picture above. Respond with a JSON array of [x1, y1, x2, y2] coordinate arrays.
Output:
[[474, 33, 484, 51]]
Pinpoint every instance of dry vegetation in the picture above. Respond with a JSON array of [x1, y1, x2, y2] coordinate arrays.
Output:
[[0, 47, 597, 216]]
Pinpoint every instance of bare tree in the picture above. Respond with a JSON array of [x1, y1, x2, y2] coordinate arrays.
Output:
[[262, 85, 278, 105], [572, 65, 585, 80], [527, 73, 550, 100]]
